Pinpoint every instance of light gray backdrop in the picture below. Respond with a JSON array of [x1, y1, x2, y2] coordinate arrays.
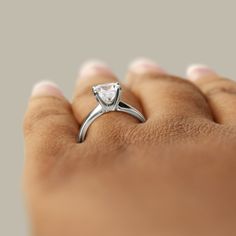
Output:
[[0, 0, 235, 235]]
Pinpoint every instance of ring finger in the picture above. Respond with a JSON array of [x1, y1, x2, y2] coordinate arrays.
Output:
[[72, 61, 144, 143]]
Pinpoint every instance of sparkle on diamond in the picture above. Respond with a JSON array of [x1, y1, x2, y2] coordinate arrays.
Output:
[[94, 83, 119, 104]]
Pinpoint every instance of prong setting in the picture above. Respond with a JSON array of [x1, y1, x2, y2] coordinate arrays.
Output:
[[92, 82, 121, 112]]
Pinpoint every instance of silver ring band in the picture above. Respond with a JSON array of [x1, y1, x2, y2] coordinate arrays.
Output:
[[77, 82, 145, 143]]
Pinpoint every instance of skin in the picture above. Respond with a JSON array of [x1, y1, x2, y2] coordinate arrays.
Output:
[[23, 60, 236, 236]]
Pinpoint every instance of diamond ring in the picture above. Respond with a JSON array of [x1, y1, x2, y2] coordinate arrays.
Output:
[[77, 82, 146, 143]]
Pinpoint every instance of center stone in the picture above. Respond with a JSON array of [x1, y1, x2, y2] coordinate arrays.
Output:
[[94, 83, 119, 104]]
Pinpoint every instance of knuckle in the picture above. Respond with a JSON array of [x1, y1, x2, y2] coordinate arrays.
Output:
[[23, 97, 71, 135], [123, 123, 144, 144], [127, 116, 215, 144], [203, 79, 236, 97], [157, 116, 213, 140]]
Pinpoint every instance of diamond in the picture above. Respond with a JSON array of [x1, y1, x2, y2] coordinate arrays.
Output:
[[93, 83, 119, 105]]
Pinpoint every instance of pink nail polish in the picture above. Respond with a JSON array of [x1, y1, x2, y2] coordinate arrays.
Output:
[[129, 58, 166, 75], [79, 60, 114, 78], [31, 81, 63, 97], [187, 64, 217, 81]]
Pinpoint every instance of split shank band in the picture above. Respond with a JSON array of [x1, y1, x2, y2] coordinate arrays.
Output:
[[77, 82, 146, 143]]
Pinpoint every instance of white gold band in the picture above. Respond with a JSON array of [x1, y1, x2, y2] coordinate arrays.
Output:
[[77, 82, 146, 143]]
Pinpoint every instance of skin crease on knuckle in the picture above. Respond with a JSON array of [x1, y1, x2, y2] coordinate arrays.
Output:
[[125, 117, 212, 145], [202, 78, 236, 97], [24, 97, 73, 135]]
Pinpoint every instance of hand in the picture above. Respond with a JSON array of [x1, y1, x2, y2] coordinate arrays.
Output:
[[23, 59, 236, 236]]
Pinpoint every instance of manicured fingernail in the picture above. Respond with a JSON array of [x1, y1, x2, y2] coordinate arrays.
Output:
[[187, 64, 217, 81], [79, 60, 114, 78], [31, 81, 63, 97], [129, 58, 166, 75]]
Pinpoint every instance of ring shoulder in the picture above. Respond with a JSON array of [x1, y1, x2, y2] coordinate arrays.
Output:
[[117, 101, 146, 122], [77, 104, 104, 142]]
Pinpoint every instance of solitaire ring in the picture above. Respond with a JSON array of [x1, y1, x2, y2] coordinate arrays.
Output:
[[77, 82, 146, 143]]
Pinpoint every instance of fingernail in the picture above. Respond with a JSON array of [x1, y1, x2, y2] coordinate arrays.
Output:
[[129, 58, 166, 75], [79, 60, 114, 78], [187, 64, 217, 81], [31, 81, 63, 97]]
